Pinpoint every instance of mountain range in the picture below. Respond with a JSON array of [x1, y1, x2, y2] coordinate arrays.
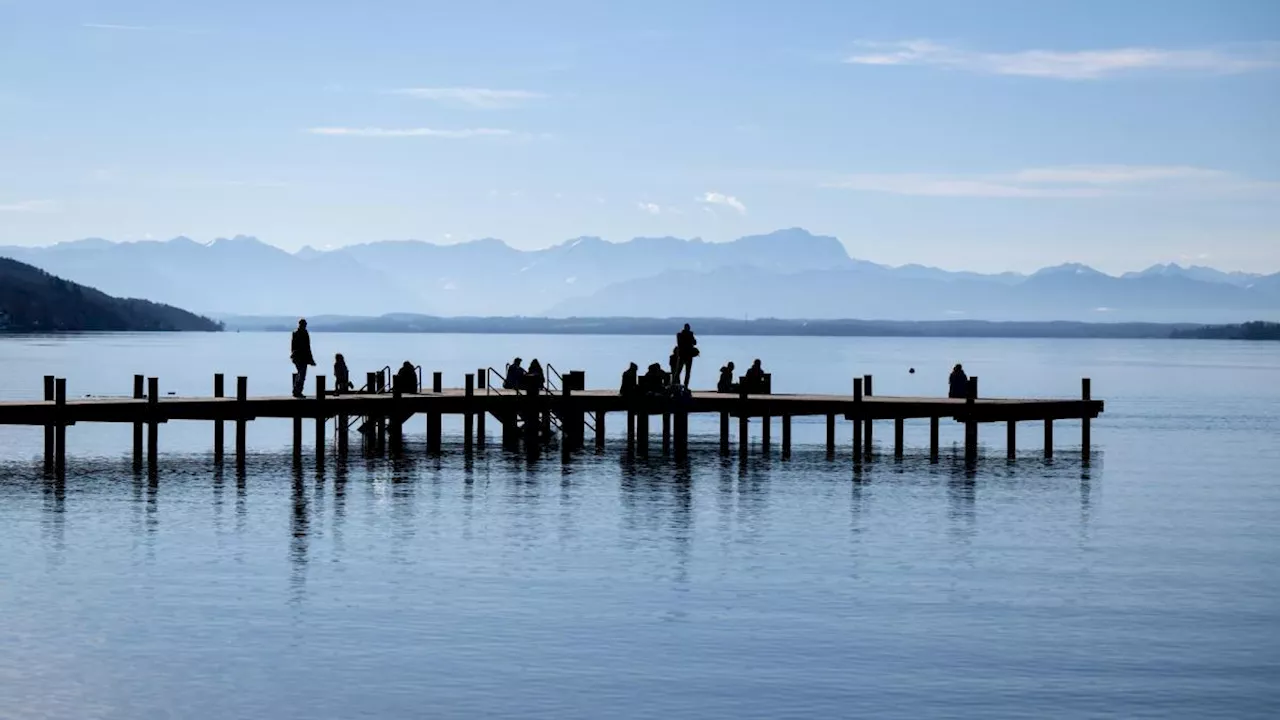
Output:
[[3, 229, 1278, 322]]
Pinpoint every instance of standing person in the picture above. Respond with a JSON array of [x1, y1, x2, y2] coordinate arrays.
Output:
[[668, 346, 680, 384], [290, 318, 316, 398], [675, 323, 698, 387]]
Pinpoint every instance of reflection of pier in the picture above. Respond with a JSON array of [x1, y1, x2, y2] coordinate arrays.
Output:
[[4, 370, 1102, 476]]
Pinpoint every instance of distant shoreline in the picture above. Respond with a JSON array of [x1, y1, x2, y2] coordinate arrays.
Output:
[[215, 315, 1280, 341]]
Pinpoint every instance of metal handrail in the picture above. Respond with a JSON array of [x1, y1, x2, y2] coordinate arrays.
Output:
[[541, 363, 594, 434]]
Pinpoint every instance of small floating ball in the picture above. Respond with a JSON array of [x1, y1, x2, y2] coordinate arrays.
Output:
[[909, 368, 915, 374]]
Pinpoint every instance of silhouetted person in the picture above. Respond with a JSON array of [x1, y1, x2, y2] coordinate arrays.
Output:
[[949, 364, 968, 399], [504, 357, 526, 390], [394, 361, 418, 394], [290, 318, 316, 398], [525, 359, 544, 393], [743, 359, 766, 393], [620, 362, 639, 398], [717, 362, 737, 393], [642, 362, 669, 395], [675, 323, 698, 386], [669, 346, 680, 383], [333, 353, 352, 394]]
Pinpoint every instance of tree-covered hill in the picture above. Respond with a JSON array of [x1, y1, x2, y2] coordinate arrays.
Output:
[[0, 256, 222, 332]]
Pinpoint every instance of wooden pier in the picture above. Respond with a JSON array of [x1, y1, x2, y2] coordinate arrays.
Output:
[[4, 370, 1103, 474]]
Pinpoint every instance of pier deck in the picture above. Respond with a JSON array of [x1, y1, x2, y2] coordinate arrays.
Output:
[[8, 371, 1103, 474]]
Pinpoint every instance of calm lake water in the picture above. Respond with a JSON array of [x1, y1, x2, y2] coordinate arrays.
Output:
[[1, 333, 1277, 719]]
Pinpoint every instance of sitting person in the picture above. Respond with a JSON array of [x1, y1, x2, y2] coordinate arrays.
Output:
[[524, 359, 545, 393], [948, 363, 969, 399], [742, 359, 766, 393], [504, 357, 526, 390], [717, 362, 737, 393], [620, 362, 639, 398], [333, 353, 352, 394], [393, 361, 418, 394], [640, 362, 669, 395]]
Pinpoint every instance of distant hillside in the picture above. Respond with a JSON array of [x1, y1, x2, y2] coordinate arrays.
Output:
[[5, 229, 1279, 322], [0, 256, 222, 332], [1170, 321, 1280, 340]]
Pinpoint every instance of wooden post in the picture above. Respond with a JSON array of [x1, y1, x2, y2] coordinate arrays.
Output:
[[782, 415, 792, 459], [132, 374, 144, 470], [761, 414, 771, 455], [894, 417, 904, 460], [595, 410, 606, 450], [638, 412, 650, 455], [314, 375, 326, 467], [427, 411, 441, 453], [826, 413, 835, 458], [235, 377, 247, 465], [929, 416, 940, 464], [43, 375, 55, 473], [432, 371, 442, 394], [477, 368, 487, 390], [561, 381, 572, 461], [674, 409, 689, 460], [853, 378, 863, 465], [213, 373, 225, 463], [1045, 419, 1054, 459], [662, 412, 671, 455], [627, 410, 636, 452], [738, 385, 749, 459], [366, 371, 377, 394], [964, 376, 979, 464], [464, 373, 475, 453], [720, 412, 730, 456], [1007, 421, 1016, 460], [476, 370, 487, 450], [54, 378, 67, 475], [147, 377, 159, 473], [863, 374, 874, 459], [1081, 378, 1092, 462]]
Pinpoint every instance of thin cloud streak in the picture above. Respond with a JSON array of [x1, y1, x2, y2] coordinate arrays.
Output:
[[825, 165, 1279, 198], [82, 23, 149, 31], [699, 191, 747, 214], [845, 40, 1280, 79], [307, 127, 514, 138], [388, 87, 545, 108]]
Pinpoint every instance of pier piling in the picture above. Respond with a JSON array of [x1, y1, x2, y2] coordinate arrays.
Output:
[[235, 377, 247, 466], [853, 378, 863, 465], [314, 376, 326, 467], [825, 413, 835, 458], [762, 414, 771, 456], [894, 418, 904, 460], [1081, 378, 1092, 462], [662, 412, 671, 455], [476, 368, 487, 449], [146, 377, 158, 473], [638, 411, 650, 455], [674, 409, 689, 460], [54, 378, 66, 476], [863, 374, 874, 459], [43, 375, 54, 473], [964, 376, 979, 464], [782, 415, 792, 459], [595, 409, 606, 451], [213, 374, 225, 463], [720, 412, 730, 456], [1045, 419, 1054, 459], [464, 373, 475, 453], [1007, 421, 1017, 459], [132, 375, 144, 470], [929, 416, 940, 463]]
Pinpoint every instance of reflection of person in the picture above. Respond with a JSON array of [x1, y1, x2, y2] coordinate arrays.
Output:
[[949, 364, 968, 399], [290, 318, 316, 398]]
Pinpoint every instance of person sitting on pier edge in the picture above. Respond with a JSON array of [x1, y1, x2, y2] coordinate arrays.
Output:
[[504, 357, 526, 390], [524, 359, 545, 393], [742, 359, 766, 393], [394, 361, 418, 394], [620, 362, 640, 398], [290, 318, 316, 399], [949, 364, 968, 399], [333, 353, 352, 395], [641, 362, 670, 396], [717, 362, 738, 393], [676, 323, 698, 387]]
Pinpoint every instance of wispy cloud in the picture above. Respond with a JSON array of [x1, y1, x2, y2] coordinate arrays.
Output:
[[845, 40, 1280, 79], [82, 23, 149, 31], [388, 87, 545, 109], [0, 199, 57, 213], [307, 127, 514, 139], [699, 191, 747, 214], [637, 202, 663, 215], [825, 165, 1279, 198]]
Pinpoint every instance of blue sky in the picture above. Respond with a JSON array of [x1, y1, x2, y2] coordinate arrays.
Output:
[[1, 0, 1277, 273]]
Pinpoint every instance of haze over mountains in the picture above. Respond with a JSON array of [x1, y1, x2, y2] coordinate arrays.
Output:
[[3, 229, 1278, 323]]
